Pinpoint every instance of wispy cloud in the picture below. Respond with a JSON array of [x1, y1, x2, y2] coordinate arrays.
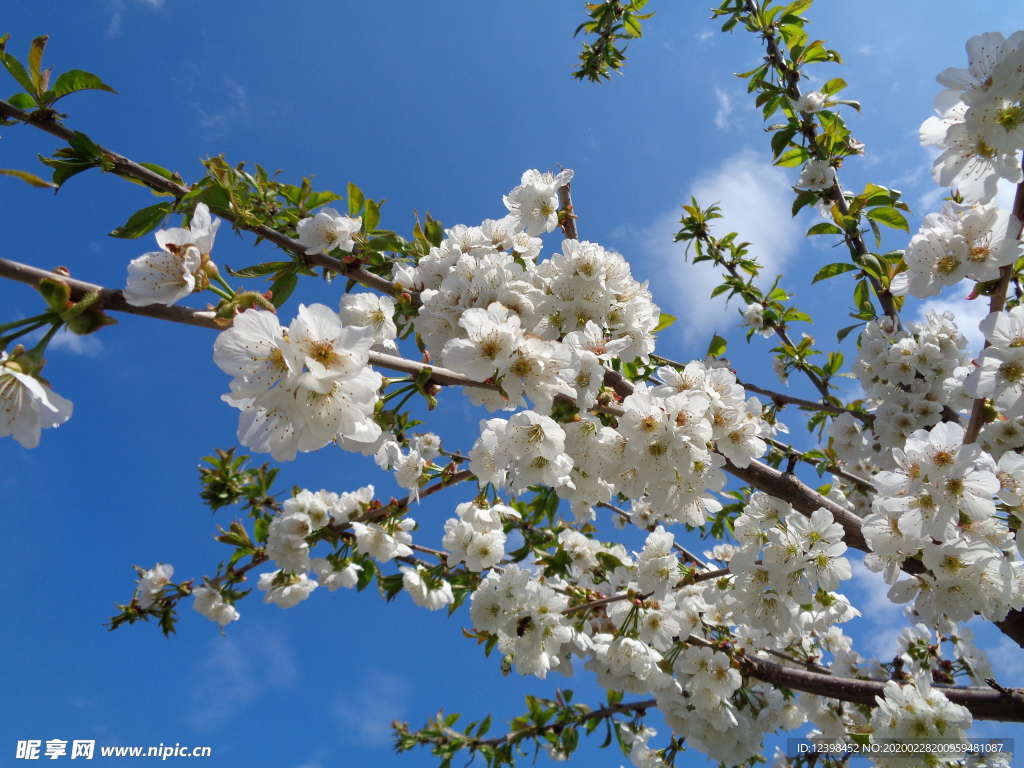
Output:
[[612, 149, 801, 346], [19, 324, 105, 358], [332, 670, 410, 747], [196, 78, 249, 137], [713, 87, 734, 131], [696, 30, 715, 42], [49, 328, 105, 358], [106, 0, 164, 39], [186, 627, 297, 730]]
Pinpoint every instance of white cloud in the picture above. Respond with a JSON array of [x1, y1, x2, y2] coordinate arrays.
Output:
[[614, 149, 801, 346], [49, 328, 104, 358], [857, 44, 875, 56], [983, 637, 1024, 687], [106, 0, 164, 38], [696, 30, 714, 42], [20, 325, 104, 358], [848, 556, 907, 660], [186, 628, 297, 730], [333, 670, 409, 747], [713, 88, 734, 132]]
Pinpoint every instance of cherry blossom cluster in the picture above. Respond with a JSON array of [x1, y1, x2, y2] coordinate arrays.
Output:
[[863, 421, 1023, 623], [850, 312, 971, 453], [726, 496, 856, 634], [213, 304, 384, 461], [892, 201, 1023, 299], [968, 306, 1024, 426], [260, 485, 376, 609], [373, 432, 442, 500], [441, 500, 515, 571], [406, 172, 660, 413], [467, 359, 767, 525], [920, 32, 1024, 204], [869, 678, 972, 767]]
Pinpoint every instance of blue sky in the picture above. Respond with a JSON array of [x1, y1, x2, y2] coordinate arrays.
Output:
[[1, 1, 1022, 766]]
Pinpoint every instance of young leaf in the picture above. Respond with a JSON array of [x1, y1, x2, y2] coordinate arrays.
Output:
[[836, 322, 863, 343], [806, 222, 842, 236], [0, 168, 56, 189], [1, 50, 35, 96], [653, 312, 676, 332], [269, 271, 298, 307], [364, 198, 382, 232], [50, 69, 117, 101], [866, 206, 909, 231], [109, 202, 171, 238], [347, 182, 364, 216], [812, 262, 856, 283], [707, 333, 727, 358], [27, 35, 47, 91]]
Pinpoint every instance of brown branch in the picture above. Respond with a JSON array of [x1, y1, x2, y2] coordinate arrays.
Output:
[[738, 652, 1024, 722], [965, 165, 1024, 443], [0, 258, 221, 329], [723, 457, 869, 552], [557, 182, 579, 240]]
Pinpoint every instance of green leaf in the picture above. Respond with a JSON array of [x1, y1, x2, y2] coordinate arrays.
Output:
[[812, 262, 856, 283], [826, 351, 844, 375], [821, 77, 846, 95], [653, 312, 676, 332], [707, 333, 727, 358], [109, 202, 171, 238], [806, 222, 843, 236], [771, 124, 797, 159], [836, 322, 863, 343], [792, 189, 818, 216], [1, 51, 35, 95], [364, 198, 381, 232], [347, 182, 364, 216], [269, 271, 298, 307], [50, 69, 117, 101], [69, 131, 102, 159], [0, 168, 56, 189], [7, 91, 36, 110], [137, 162, 179, 182], [852, 279, 874, 315], [305, 190, 341, 210], [866, 206, 909, 231], [226, 261, 294, 278], [775, 146, 810, 167]]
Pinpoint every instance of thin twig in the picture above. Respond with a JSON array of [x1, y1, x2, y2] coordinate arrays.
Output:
[[764, 436, 876, 492], [0, 99, 406, 302]]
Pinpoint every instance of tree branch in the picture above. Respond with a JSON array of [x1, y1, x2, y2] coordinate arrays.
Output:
[[764, 436, 876, 493], [965, 165, 1024, 443], [738, 651, 1024, 722], [0, 99, 405, 301]]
